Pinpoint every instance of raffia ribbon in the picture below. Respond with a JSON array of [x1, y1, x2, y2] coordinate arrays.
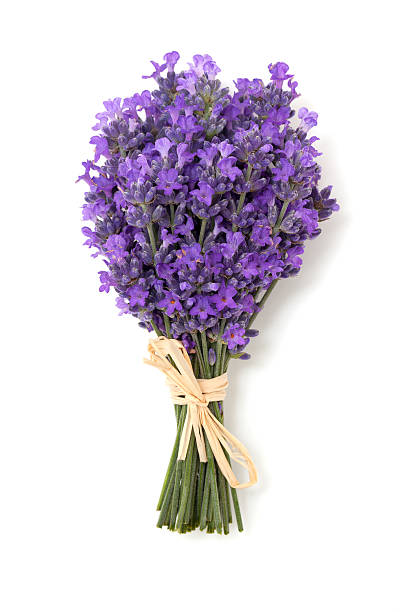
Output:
[[144, 336, 257, 489]]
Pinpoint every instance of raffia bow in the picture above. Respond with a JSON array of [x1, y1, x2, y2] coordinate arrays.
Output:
[[144, 336, 257, 489]]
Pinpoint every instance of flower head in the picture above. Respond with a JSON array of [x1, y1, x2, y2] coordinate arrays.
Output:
[[217, 157, 242, 181], [157, 168, 182, 195], [191, 182, 214, 206], [212, 284, 237, 311], [129, 285, 149, 307], [80, 52, 338, 355], [157, 291, 182, 316], [190, 296, 216, 321]]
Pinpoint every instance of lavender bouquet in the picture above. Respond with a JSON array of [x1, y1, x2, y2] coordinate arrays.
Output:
[[79, 52, 338, 534]]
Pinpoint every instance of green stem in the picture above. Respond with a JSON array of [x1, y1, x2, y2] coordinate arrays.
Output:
[[225, 479, 232, 524], [157, 405, 186, 510], [142, 211, 173, 339], [151, 320, 162, 337], [176, 437, 195, 531], [192, 353, 199, 377], [207, 494, 214, 525], [146, 222, 157, 253], [142, 203, 157, 255], [220, 344, 227, 372], [197, 333, 223, 533], [233, 163, 253, 231], [169, 460, 183, 530], [164, 315, 171, 338], [223, 354, 231, 372], [157, 469, 176, 528], [199, 464, 211, 530], [272, 199, 290, 236], [196, 463, 206, 527], [211, 400, 230, 533], [218, 466, 229, 534], [191, 332, 205, 377], [214, 320, 226, 377], [205, 435, 222, 534], [185, 443, 198, 526], [200, 331, 211, 378], [217, 400, 244, 532], [230, 487, 244, 532], [199, 218, 207, 247]]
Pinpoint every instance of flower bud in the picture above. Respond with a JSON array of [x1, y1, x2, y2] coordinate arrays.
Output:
[[208, 348, 216, 366]]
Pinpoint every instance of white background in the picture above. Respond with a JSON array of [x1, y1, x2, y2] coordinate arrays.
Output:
[[1, 1, 407, 610]]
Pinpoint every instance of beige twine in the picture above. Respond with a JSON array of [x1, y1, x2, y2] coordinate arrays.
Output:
[[144, 336, 257, 489]]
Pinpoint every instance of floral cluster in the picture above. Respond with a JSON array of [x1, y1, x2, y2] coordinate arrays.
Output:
[[79, 52, 338, 356]]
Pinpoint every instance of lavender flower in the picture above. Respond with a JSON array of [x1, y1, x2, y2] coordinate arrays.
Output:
[[212, 285, 237, 311], [157, 291, 183, 316], [79, 53, 338, 357], [222, 324, 248, 350]]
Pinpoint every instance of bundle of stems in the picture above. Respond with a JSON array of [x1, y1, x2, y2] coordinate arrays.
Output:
[[79, 52, 339, 535], [155, 330, 243, 534], [153, 281, 279, 534]]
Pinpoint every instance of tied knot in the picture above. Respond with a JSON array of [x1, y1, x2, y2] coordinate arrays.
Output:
[[144, 336, 257, 490], [166, 373, 229, 410]]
